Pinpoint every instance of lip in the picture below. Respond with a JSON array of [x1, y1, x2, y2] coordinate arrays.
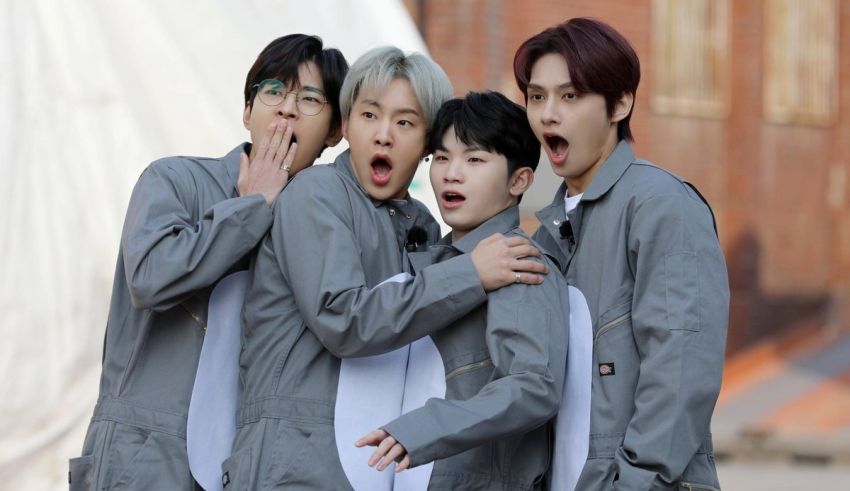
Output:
[[369, 153, 393, 186], [439, 189, 466, 210], [543, 131, 569, 166]]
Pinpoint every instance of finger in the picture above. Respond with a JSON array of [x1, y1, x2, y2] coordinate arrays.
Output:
[[513, 259, 548, 276], [368, 446, 387, 467], [280, 142, 297, 174], [369, 437, 397, 467], [395, 456, 411, 473], [508, 243, 542, 258], [355, 430, 383, 447], [265, 121, 286, 160], [258, 122, 275, 160], [502, 235, 530, 248], [378, 443, 406, 471], [273, 125, 294, 167]]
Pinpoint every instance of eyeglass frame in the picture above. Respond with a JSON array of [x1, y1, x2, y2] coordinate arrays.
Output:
[[251, 79, 329, 116]]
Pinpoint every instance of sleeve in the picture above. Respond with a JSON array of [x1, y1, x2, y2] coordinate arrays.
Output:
[[613, 192, 729, 490], [381, 269, 569, 467], [275, 172, 487, 358], [122, 160, 274, 311]]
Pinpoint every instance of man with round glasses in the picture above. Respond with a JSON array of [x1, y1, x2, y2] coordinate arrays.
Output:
[[69, 34, 348, 491]]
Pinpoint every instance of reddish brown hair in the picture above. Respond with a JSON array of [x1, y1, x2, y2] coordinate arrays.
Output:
[[513, 17, 640, 141]]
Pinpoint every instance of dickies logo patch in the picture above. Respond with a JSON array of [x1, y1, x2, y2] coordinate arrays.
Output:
[[599, 363, 615, 376]]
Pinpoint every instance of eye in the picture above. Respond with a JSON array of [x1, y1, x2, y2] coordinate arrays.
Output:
[[398, 119, 414, 127], [563, 92, 578, 100], [468, 157, 485, 163], [433, 154, 448, 162], [266, 88, 282, 96], [362, 111, 376, 119], [301, 95, 322, 103], [528, 93, 545, 103]]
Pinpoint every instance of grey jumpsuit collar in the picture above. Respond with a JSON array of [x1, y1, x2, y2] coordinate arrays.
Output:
[[438, 206, 520, 253], [534, 140, 635, 270], [580, 139, 634, 202], [538, 139, 635, 218]]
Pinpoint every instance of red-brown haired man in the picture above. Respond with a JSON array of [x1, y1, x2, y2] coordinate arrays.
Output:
[[515, 17, 729, 491]]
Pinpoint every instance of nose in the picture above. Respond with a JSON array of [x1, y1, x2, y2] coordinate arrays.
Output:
[[278, 92, 298, 119], [374, 119, 392, 147], [540, 98, 560, 126], [443, 157, 463, 183]]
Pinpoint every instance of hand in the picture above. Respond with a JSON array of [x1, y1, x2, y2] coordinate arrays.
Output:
[[470, 234, 548, 292], [355, 429, 411, 473], [237, 120, 298, 206]]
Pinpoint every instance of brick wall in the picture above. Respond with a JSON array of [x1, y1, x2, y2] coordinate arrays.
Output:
[[404, 0, 850, 352]]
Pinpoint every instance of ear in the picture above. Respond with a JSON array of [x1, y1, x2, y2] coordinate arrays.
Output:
[[508, 167, 535, 198], [341, 117, 349, 141], [611, 92, 634, 123], [324, 125, 343, 147], [242, 104, 252, 130]]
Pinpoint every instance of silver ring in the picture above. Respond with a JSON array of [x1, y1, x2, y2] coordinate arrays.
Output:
[[280, 164, 291, 172], [514, 272, 521, 284]]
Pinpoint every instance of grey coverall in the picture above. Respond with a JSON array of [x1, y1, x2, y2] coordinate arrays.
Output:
[[224, 150, 488, 490], [382, 206, 569, 491], [69, 144, 273, 490], [534, 141, 729, 491]]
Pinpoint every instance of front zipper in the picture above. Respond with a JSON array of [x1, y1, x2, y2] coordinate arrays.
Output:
[[681, 483, 720, 491], [445, 359, 493, 380], [594, 312, 631, 342], [181, 304, 208, 332]]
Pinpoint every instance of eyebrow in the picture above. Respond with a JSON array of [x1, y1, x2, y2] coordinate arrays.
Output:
[[360, 99, 421, 117], [301, 86, 326, 95], [527, 81, 574, 90]]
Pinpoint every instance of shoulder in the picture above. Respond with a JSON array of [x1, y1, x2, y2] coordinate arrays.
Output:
[[148, 154, 219, 174], [276, 164, 353, 214], [617, 159, 713, 216], [621, 160, 690, 196], [286, 163, 347, 193], [140, 154, 229, 191]]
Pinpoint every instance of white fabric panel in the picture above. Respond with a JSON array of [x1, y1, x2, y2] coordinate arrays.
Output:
[[550, 286, 593, 491], [335, 272, 446, 491], [187, 271, 248, 491]]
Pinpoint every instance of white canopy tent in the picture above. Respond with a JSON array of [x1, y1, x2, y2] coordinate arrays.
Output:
[[0, 1, 440, 488]]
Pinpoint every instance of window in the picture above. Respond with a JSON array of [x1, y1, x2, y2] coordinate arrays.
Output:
[[652, 0, 730, 118], [763, 0, 837, 125]]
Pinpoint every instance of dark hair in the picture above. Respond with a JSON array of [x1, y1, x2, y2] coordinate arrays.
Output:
[[244, 34, 349, 135], [428, 91, 540, 202], [513, 17, 640, 141]]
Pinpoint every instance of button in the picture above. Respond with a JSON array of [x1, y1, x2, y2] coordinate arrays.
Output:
[[389, 209, 396, 216], [553, 219, 561, 226]]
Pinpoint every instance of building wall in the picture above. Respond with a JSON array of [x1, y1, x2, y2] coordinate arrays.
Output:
[[404, 0, 850, 352]]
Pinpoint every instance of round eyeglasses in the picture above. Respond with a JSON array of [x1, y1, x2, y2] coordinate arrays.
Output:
[[252, 79, 328, 116]]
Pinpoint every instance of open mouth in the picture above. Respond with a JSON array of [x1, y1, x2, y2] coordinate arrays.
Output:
[[544, 134, 569, 165], [369, 154, 393, 185], [440, 190, 466, 209]]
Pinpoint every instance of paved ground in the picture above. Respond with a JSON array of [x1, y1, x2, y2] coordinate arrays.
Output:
[[718, 460, 850, 490], [711, 323, 850, 489], [713, 323, 850, 460]]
